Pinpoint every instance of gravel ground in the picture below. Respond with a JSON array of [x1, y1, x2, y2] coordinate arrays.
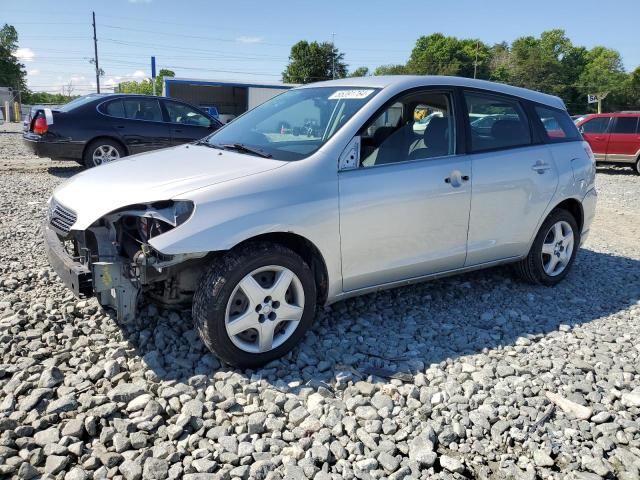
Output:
[[1, 122, 639, 480]]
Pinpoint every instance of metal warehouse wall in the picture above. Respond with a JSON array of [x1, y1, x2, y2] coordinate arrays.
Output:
[[248, 88, 285, 109], [168, 84, 248, 116]]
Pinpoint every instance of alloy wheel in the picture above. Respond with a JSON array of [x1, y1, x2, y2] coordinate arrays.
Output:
[[92, 145, 120, 165], [541, 220, 574, 277], [225, 265, 305, 353]]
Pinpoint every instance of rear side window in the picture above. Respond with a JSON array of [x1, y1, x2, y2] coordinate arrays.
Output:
[[464, 92, 531, 152], [611, 117, 639, 134], [580, 117, 610, 134], [103, 100, 125, 118], [122, 98, 163, 122], [535, 106, 581, 142]]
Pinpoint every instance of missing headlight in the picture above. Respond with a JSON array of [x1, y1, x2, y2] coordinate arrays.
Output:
[[138, 216, 172, 242]]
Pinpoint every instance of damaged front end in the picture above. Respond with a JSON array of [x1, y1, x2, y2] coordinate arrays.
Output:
[[44, 197, 208, 322]]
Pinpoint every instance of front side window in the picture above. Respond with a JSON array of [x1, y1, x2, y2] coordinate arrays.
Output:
[[122, 98, 163, 122], [535, 106, 581, 141], [465, 92, 531, 152], [611, 117, 639, 134], [206, 87, 379, 161], [580, 116, 610, 134], [165, 101, 211, 127], [360, 92, 454, 167]]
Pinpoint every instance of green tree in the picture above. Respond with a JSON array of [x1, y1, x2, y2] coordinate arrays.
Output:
[[579, 46, 626, 112], [117, 69, 175, 95], [23, 91, 79, 105], [282, 41, 347, 83], [373, 64, 408, 76], [349, 66, 370, 77], [406, 33, 491, 78], [0, 24, 27, 91]]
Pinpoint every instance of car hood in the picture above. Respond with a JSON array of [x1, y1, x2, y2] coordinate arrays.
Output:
[[53, 144, 286, 230]]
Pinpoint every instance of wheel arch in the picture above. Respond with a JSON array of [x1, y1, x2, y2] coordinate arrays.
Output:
[[82, 136, 129, 160], [550, 197, 584, 232], [231, 232, 330, 305]]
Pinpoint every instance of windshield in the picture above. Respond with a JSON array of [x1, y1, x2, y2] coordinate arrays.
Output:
[[58, 94, 105, 112], [206, 87, 380, 161]]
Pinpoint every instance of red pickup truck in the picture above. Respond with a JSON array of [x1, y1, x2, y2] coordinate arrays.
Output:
[[576, 113, 640, 175]]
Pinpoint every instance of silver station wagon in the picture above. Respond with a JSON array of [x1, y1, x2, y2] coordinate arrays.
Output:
[[45, 76, 597, 367]]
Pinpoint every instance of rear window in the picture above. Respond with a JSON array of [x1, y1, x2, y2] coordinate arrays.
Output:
[[103, 100, 125, 118], [58, 94, 104, 112], [612, 117, 639, 134], [122, 98, 163, 122], [535, 106, 581, 142], [464, 92, 531, 152]]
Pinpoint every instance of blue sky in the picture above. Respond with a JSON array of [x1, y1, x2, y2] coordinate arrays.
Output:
[[4, 0, 640, 94]]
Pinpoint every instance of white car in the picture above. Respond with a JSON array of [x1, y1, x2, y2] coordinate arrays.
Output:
[[45, 76, 597, 367]]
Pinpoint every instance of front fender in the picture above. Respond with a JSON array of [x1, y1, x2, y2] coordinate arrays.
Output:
[[147, 166, 343, 299]]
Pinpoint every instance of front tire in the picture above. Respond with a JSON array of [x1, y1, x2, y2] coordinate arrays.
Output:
[[634, 157, 640, 175], [514, 209, 580, 286], [193, 242, 317, 369], [83, 139, 124, 168]]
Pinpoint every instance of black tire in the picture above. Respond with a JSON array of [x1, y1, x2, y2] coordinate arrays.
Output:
[[83, 138, 125, 168], [514, 209, 580, 286], [193, 242, 317, 369], [634, 157, 640, 175]]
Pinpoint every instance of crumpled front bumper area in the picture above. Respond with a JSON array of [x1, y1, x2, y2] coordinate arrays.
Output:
[[44, 224, 139, 322], [44, 223, 93, 296]]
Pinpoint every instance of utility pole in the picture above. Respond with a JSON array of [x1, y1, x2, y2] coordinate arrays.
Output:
[[92, 11, 100, 93], [473, 40, 479, 79], [332, 33, 336, 80]]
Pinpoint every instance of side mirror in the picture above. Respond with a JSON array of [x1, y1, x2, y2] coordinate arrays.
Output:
[[338, 136, 360, 171]]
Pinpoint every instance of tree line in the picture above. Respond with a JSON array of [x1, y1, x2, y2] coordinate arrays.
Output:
[[2, 22, 639, 113], [283, 30, 640, 113]]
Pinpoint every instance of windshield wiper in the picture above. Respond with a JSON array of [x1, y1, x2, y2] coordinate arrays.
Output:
[[219, 143, 272, 158], [193, 139, 224, 150]]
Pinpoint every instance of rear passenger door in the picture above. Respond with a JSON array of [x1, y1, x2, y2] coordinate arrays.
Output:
[[463, 91, 559, 266], [163, 100, 220, 145], [606, 116, 640, 163], [104, 98, 171, 154]]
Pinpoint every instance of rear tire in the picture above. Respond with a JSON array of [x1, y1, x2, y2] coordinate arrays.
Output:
[[192, 242, 317, 369], [83, 139, 125, 168], [514, 209, 580, 286], [634, 157, 640, 175]]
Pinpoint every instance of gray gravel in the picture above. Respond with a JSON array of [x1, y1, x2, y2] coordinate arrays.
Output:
[[1, 124, 640, 479]]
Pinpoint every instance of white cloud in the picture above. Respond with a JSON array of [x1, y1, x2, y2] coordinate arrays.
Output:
[[15, 47, 35, 62], [237, 36, 263, 44], [103, 78, 117, 88], [70, 75, 86, 82], [131, 70, 147, 79], [27, 69, 40, 76]]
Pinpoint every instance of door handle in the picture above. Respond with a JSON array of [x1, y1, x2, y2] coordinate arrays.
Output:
[[532, 161, 551, 174], [444, 170, 469, 186], [173, 128, 183, 133]]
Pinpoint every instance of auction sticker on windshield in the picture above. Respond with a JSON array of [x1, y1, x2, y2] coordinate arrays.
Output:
[[328, 89, 375, 100]]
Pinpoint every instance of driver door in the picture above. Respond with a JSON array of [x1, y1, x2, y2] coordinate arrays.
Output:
[[338, 89, 472, 291], [163, 99, 219, 145]]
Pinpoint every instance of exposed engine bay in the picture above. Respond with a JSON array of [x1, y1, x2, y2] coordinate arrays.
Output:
[[56, 200, 209, 322]]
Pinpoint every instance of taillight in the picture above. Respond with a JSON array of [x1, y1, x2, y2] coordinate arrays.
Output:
[[32, 117, 48, 135]]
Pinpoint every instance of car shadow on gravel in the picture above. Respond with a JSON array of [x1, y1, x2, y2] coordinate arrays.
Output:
[[596, 165, 637, 176], [47, 165, 83, 178], [111, 247, 640, 386]]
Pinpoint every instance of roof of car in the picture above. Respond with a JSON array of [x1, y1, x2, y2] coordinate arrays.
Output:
[[300, 75, 566, 110], [581, 112, 640, 117]]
